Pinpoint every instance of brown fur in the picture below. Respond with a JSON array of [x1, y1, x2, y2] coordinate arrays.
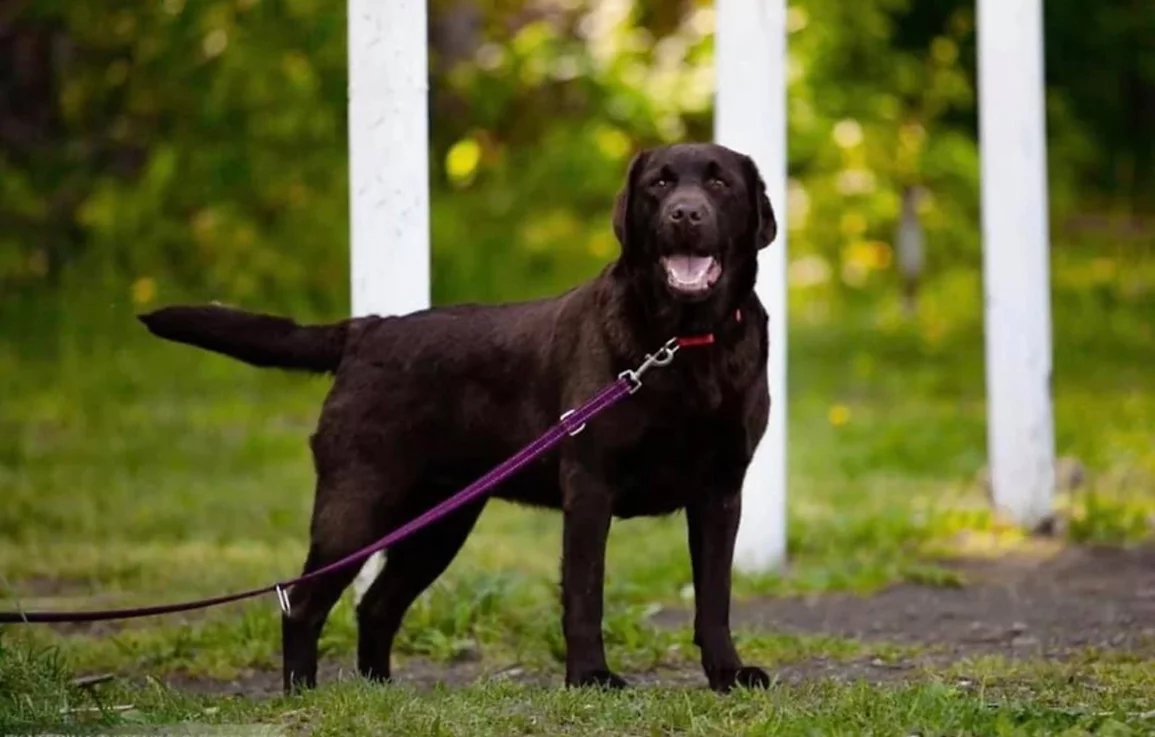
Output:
[[138, 142, 779, 693]]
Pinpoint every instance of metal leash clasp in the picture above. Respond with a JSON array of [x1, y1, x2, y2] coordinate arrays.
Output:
[[619, 338, 680, 394]]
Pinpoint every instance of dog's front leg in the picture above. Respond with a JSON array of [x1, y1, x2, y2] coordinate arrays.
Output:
[[687, 491, 771, 692], [559, 456, 626, 690]]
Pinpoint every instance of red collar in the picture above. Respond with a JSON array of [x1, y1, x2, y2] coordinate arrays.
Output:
[[675, 308, 743, 349]]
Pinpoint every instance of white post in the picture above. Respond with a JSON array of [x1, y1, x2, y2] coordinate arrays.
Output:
[[715, 0, 789, 571], [348, 0, 431, 603], [977, 0, 1055, 528]]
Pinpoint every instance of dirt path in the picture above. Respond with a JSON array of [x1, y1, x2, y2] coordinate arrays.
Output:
[[168, 544, 1155, 696], [728, 544, 1155, 659]]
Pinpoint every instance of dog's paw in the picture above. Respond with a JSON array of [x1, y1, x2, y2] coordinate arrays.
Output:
[[567, 669, 629, 690], [708, 665, 772, 693], [734, 666, 772, 689]]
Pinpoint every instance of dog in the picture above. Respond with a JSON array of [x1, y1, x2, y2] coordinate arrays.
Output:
[[139, 142, 778, 693]]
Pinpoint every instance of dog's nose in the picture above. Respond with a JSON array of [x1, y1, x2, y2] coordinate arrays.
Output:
[[667, 202, 706, 225]]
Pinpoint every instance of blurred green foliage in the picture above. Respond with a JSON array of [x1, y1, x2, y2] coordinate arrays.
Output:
[[0, 0, 1152, 318]]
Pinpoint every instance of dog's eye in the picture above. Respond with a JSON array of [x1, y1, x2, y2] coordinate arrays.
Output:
[[708, 177, 728, 189], [654, 178, 671, 189]]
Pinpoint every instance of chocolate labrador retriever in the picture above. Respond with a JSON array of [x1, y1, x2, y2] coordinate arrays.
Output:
[[139, 141, 778, 693]]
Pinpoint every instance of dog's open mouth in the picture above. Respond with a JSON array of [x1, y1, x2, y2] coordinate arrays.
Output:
[[661, 254, 723, 295]]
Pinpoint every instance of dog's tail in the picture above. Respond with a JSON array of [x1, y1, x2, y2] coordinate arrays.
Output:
[[137, 304, 350, 373]]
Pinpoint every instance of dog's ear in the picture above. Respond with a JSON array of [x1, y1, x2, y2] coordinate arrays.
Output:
[[612, 149, 650, 248], [742, 155, 778, 249]]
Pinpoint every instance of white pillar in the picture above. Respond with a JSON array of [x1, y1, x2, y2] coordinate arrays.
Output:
[[716, 0, 789, 571], [977, 0, 1055, 528], [348, 0, 430, 602]]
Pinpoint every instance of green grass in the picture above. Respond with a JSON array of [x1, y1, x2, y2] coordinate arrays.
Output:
[[1, 247, 1154, 734], [4, 652, 1155, 736]]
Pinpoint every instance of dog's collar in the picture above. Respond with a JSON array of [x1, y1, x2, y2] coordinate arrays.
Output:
[[674, 308, 743, 348]]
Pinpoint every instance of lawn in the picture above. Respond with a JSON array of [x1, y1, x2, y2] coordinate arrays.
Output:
[[2, 247, 1154, 735]]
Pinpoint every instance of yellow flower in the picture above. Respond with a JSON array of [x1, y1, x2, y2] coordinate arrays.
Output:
[[445, 137, 482, 187], [131, 277, 157, 307], [828, 404, 851, 427]]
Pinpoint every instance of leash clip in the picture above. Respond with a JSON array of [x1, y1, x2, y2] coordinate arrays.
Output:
[[619, 338, 680, 394]]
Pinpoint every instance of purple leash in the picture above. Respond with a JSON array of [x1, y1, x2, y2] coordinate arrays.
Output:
[[0, 339, 684, 625]]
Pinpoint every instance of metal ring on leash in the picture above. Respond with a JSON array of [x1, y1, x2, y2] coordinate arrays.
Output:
[[274, 585, 292, 617], [559, 409, 586, 436]]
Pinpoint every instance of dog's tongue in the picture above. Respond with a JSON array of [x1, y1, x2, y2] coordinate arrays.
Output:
[[664, 255, 714, 286]]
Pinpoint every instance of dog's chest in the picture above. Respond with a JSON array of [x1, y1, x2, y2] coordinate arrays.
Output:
[[601, 415, 748, 518]]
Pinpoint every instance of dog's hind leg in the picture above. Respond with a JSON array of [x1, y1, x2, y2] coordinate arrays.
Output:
[[281, 545, 359, 694], [355, 496, 488, 683], [281, 465, 394, 694]]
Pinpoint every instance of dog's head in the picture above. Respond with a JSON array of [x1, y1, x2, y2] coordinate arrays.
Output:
[[612, 143, 777, 310]]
